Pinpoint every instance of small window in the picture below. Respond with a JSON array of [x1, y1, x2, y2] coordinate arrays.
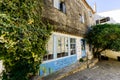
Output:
[[88, 11, 92, 17], [57, 52, 68, 58], [100, 17, 110, 23], [60, 1, 66, 13], [96, 20, 99, 24], [53, 0, 66, 13], [43, 54, 53, 61], [53, 0, 60, 9], [80, 14, 85, 23], [43, 55, 47, 61]]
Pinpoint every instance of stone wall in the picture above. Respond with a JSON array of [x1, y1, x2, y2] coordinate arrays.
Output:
[[42, 0, 94, 36]]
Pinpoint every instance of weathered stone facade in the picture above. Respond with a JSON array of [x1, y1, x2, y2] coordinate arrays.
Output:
[[42, 0, 95, 36], [39, 0, 95, 77]]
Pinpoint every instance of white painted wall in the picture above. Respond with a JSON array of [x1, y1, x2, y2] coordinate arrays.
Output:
[[103, 50, 120, 60]]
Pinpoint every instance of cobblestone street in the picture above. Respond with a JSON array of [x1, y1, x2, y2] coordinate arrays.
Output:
[[62, 59, 120, 80]]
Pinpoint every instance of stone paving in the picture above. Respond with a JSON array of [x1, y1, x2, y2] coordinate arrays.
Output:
[[62, 59, 120, 80]]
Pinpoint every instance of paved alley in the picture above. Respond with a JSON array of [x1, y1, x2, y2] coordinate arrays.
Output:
[[62, 59, 120, 80]]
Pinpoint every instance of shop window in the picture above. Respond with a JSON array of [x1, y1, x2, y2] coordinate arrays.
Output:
[[57, 37, 68, 58], [70, 38, 76, 55]]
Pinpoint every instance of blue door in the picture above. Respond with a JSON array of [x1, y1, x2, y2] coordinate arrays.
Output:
[[81, 39, 86, 58]]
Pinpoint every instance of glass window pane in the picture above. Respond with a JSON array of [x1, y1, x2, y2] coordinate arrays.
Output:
[[61, 37, 65, 52], [53, 0, 60, 9], [47, 36, 53, 54], [57, 36, 68, 58], [70, 38, 76, 55], [57, 36, 61, 53], [48, 54, 53, 60], [65, 37, 68, 53]]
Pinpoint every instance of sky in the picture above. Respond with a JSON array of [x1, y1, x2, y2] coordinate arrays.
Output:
[[86, 0, 120, 13]]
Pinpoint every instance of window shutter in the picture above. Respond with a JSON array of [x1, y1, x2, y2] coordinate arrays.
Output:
[[62, 3, 66, 13], [53, 0, 60, 9]]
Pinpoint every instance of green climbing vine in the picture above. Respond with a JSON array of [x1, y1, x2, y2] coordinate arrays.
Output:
[[0, 0, 52, 80]]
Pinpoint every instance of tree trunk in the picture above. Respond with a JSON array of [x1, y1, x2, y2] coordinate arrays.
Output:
[[92, 48, 97, 58]]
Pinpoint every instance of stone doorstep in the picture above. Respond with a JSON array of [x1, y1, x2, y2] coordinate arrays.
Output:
[[55, 58, 98, 80]]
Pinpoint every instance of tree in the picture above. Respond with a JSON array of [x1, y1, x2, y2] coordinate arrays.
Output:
[[0, 0, 52, 80], [86, 24, 120, 58]]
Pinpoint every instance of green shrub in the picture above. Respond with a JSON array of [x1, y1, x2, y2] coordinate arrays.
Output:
[[0, 0, 52, 80], [79, 58, 84, 62]]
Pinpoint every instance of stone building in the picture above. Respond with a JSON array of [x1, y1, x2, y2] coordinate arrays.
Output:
[[40, 0, 95, 76]]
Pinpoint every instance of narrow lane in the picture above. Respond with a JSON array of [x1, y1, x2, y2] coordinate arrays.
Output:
[[62, 59, 120, 80]]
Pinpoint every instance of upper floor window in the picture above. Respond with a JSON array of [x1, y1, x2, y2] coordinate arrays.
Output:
[[80, 14, 85, 23], [53, 0, 66, 13], [53, 0, 60, 9], [60, 1, 66, 13], [88, 11, 92, 17], [96, 20, 99, 24]]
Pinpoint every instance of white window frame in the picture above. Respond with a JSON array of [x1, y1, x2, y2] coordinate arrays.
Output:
[[53, 0, 66, 13], [53, 0, 60, 9], [80, 14, 85, 23]]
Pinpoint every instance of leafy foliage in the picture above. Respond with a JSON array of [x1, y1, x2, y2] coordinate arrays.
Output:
[[86, 24, 120, 55], [0, 0, 52, 80]]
